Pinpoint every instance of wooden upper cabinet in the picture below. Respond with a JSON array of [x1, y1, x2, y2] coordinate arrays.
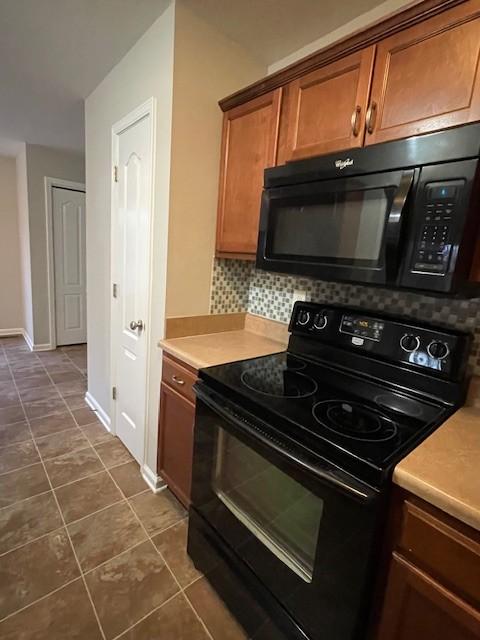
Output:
[[279, 46, 376, 162], [216, 89, 282, 256], [366, 1, 480, 145]]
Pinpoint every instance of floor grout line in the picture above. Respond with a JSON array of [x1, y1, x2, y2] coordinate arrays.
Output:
[[147, 514, 189, 539], [0, 341, 217, 640], [0, 458, 41, 478], [110, 590, 190, 640], [94, 451, 203, 636], [100, 460, 215, 640], [0, 487, 53, 512], [0, 575, 81, 624], [32, 424, 82, 442], [63, 497, 127, 528], [49, 466, 109, 491], [0, 525, 67, 558], [2, 343, 107, 640], [82, 536, 148, 577]]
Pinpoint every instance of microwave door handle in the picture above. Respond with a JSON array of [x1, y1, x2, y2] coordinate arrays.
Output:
[[385, 169, 415, 281]]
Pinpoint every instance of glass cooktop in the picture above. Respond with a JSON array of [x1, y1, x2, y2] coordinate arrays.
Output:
[[199, 352, 446, 480]]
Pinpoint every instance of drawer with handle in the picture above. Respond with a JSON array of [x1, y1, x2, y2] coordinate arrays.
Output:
[[161, 354, 197, 404], [398, 499, 480, 610]]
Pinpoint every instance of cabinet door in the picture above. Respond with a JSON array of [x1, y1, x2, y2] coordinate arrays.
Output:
[[216, 89, 282, 256], [366, 2, 480, 145], [158, 382, 195, 507], [376, 553, 480, 640], [280, 46, 375, 161]]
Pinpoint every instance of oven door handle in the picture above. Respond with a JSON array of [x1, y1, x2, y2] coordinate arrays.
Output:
[[195, 384, 379, 505], [385, 169, 415, 282]]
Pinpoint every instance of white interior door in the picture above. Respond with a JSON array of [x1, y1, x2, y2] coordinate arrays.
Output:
[[112, 110, 152, 463], [53, 187, 87, 346]]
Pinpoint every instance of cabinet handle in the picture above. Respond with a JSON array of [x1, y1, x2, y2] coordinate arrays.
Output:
[[351, 105, 361, 137], [366, 101, 377, 134], [172, 375, 185, 386]]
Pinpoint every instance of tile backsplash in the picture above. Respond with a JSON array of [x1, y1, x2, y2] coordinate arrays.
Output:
[[210, 258, 480, 375]]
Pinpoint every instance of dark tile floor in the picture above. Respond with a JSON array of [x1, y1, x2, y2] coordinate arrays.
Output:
[[0, 337, 249, 640]]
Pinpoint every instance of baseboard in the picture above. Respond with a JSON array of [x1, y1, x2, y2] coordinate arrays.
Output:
[[31, 342, 54, 352], [85, 391, 111, 431], [0, 329, 55, 352], [0, 328, 24, 337], [141, 464, 167, 494], [22, 330, 34, 351]]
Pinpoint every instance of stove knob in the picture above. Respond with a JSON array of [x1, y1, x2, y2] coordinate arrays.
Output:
[[427, 340, 449, 360], [400, 334, 420, 353], [297, 310, 311, 326], [313, 311, 328, 330]]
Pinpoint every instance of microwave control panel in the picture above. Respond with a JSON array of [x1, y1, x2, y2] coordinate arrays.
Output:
[[410, 180, 463, 275]]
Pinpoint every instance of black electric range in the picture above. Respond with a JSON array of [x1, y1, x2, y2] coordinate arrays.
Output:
[[187, 303, 471, 640]]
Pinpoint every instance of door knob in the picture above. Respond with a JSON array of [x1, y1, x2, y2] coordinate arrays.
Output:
[[129, 320, 144, 331]]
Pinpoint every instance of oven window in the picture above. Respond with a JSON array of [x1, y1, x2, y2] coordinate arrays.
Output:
[[213, 429, 324, 583], [268, 187, 394, 266]]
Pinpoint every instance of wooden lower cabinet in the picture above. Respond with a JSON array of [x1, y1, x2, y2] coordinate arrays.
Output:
[[157, 355, 198, 508], [377, 553, 480, 639], [374, 494, 480, 639]]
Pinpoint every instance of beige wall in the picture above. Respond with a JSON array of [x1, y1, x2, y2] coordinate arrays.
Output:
[[25, 144, 85, 346], [0, 155, 23, 331], [85, 0, 265, 477], [165, 2, 266, 316], [85, 3, 175, 474], [268, 0, 417, 73]]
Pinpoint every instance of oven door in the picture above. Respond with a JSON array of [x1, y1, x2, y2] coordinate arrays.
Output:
[[189, 383, 383, 640], [257, 169, 415, 286]]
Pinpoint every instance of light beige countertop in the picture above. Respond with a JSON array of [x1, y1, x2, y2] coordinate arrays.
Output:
[[158, 312, 288, 370], [394, 401, 480, 532], [159, 329, 285, 370]]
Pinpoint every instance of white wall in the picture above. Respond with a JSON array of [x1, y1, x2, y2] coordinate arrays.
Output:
[[0, 155, 23, 331], [15, 144, 33, 341], [85, 3, 175, 475], [25, 144, 85, 346], [268, 0, 417, 73]]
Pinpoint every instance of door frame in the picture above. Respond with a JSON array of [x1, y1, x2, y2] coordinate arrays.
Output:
[[44, 177, 86, 350], [110, 97, 157, 465]]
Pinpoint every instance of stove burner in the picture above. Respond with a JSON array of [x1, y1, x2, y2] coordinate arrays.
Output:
[[312, 400, 398, 442], [241, 360, 316, 398]]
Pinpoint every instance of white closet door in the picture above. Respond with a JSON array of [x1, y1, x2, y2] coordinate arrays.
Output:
[[53, 187, 87, 346]]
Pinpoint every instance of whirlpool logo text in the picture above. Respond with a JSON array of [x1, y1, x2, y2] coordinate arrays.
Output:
[[334, 158, 354, 170]]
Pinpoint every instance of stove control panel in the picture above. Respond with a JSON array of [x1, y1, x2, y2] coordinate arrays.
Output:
[[340, 314, 384, 342], [290, 302, 471, 380]]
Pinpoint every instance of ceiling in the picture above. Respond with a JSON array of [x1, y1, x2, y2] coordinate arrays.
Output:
[[0, 0, 171, 153], [0, 0, 400, 154], [182, 0, 390, 67]]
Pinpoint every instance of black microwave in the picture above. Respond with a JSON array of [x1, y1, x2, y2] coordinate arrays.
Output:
[[256, 123, 480, 296]]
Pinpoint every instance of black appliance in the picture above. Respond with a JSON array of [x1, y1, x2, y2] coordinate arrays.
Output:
[[256, 123, 480, 296], [187, 302, 471, 640]]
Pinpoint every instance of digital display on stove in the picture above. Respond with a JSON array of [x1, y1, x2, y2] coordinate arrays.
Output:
[[340, 314, 385, 342]]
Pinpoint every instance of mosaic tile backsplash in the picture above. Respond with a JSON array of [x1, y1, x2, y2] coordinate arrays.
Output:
[[210, 258, 480, 375]]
